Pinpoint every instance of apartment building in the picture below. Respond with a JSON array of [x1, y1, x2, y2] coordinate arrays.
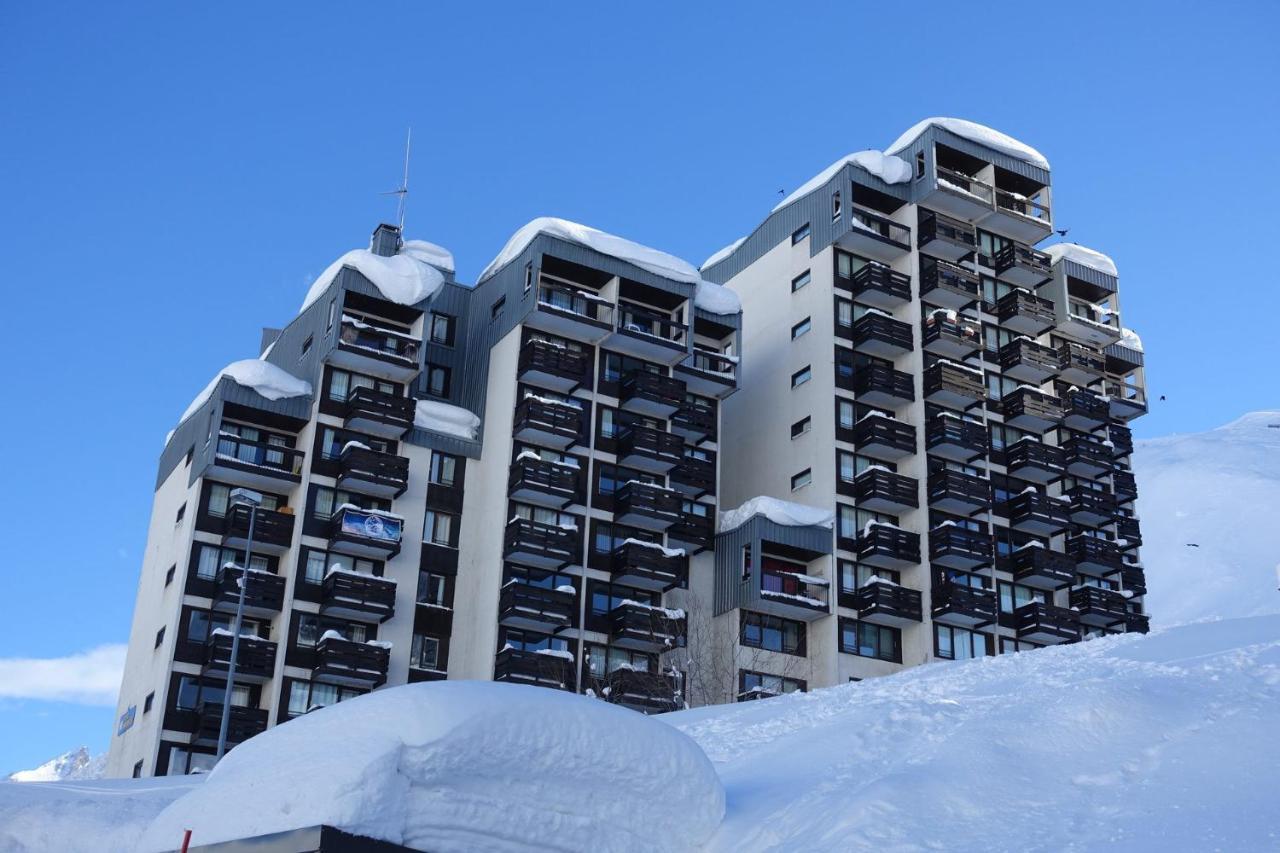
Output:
[[699, 117, 1149, 694], [107, 220, 741, 778]]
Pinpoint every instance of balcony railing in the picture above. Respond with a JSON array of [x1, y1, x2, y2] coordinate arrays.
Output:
[[494, 646, 573, 690], [328, 505, 403, 559], [1013, 602, 1079, 644], [503, 517, 580, 569], [344, 386, 414, 438], [537, 281, 614, 326], [221, 504, 295, 553], [498, 581, 576, 633], [1057, 342, 1106, 384], [1063, 434, 1113, 478], [1125, 613, 1150, 634], [203, 632, 276, 682], [996, 288, 1056, 336], [195, 702, 268, 747], [337, 444, 410, 499], [993, 243, 1052, 285], [851, 312, 914, 358], [836, 262, 912, 305], [1056, 385, 1110, 430], [917, 209, 976, 260], [610, 601, 685, 653], [615, 304, 687, 347], [994, 188, 1051, 226], [927, 468, 992, 515], [853, 523, 920, 569], [320, 569, 397, 623], [851, 412, 917, 461], [1069, 586, 1129, 627], [931, 581, 996, 626], [512, 395, 585, 450], [922, 312, 982, 358], [670, 453, 715, 498], [613, 480, 682, 530], [999, 338, 1061, 384], [852, 579, 923, 626], [1003, 490, 1070, 536], [849, 206, 911, 248], [1107, 423, 1134, 458], [518, 338, 591, 392], [1003, 437, 1065, 483], [1066, 485, 1118, 525], [1067, 535, 1124, 576], [919, 256, 981, 308], [619, 370, 686, 418], [1003, 544, 1075, 590], [666, 510, 715, 554], [929, 524, 993, 569], [212, 564, 286, 618], [850, 467, 919, 513], [338, 317, 420, 365], [1113, 471, 1138, 503], [1001, 386, 1063, 433], [671, 398, 717, 443], [610, 539, 688, 591], [937, 166, 995, 205], [214, 434, 304, 481], [1117, 565, 1147, 596], [313, 635, 390, 688], [616, 424, 684, 472], [508, 454, 581, 508], [923, 360, 986, 409], [926, 413, 988, 462], [680, 349, 738, 385], [846, 362, 915, 406]]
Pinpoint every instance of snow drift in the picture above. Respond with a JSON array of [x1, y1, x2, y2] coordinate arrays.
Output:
[[175, 359, 312, 429], [719, 496, 834, 531], [413, 399, 481, 441], [0, 777, 197, 853], [300, 240, 449, 313], [885, 117, 1050, 170], [138, 681, 723, 853], [1134, 411, 1280, 624]]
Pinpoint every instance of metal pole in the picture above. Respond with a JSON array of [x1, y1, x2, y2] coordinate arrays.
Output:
[[215, 504, 256, 759]]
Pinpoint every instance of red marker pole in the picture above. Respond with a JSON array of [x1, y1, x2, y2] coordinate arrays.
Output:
[[180, 829, 193, 852]]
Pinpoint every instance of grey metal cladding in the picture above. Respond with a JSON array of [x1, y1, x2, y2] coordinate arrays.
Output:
[[693, 305, 741, 331], [909, 124, 1050, 184], [154, 393, 215, 491], [1104, 342, 1144, 366], [1058, 259, 1118, 293], [712, 515, 832, 616]]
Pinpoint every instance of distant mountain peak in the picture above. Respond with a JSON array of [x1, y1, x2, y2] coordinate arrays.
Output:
[[8, 746, 105, 782]]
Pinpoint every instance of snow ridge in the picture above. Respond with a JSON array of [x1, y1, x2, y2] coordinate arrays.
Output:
[[885, 117, 1050, 170]]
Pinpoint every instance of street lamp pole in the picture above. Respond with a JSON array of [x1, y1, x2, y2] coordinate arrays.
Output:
[[216, 488, 263, 760]]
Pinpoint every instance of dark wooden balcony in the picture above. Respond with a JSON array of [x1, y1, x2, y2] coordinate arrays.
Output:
[[932, 581, 996, 627], [1004, 544, 1075, 591], [930, 524, 993, 570], [512, 396, 585, 451], [221, 504, 295, 555], [666, 510, 715, 555], [336, 444, 409, 499], [841, 206, 912, 262], [927, 468, 992, 516], [498, 581, 576, 633], [1003, 437, 1065, 484], [518, 337, 591, 393], [1114, 515, 1142, 549], [619, 370, 685, 419], [494, 646, 573, 690], [1067, 535, 1124, 577], [852, 579, 923, 627], [1070, 586, 1129, 628], [854, 523, 920, 570], [845, 362, 915, 408], [676, 349, 738, 399], [1056, 385, 1110, 431], [1001, 387, 1062, 433], [210, 433, 304, 492], [328, 505, 403, 560], [835, 262, 911, 309], [926, 414, 988, 462], [1003, 490, 1070, 536], [503, 518, 580, 569], [607, 303, 689, 365], [1124, 613, 1150, 634], [203, 632, 276, 683], [849, 467, 918, 513], [997, 288, 1055, 337], [616, 424, 684, 474], [613, 480, 682, 531], [670, 453, 715, 499], [332, 317, 421, 382], [852, 412, 917, 462], [919, 256, 981, 310], [1057, 342, 1106, 387], [1107, 423, 1134, 458], [344, 386, 414, 439], [851, 312, 914, 360], [917, 208, 976, 262], [601, 667, 680, 713], [528, 281, 614, 345], [924, 360, 985, 410], [211, 565, 285, 619], [610, 601, 685, 653], [1113, 470, 1138, 503], [922, 312, 982, 359], [508, 454, 581, 509], [999, 339, 1061, 385], [312, 635, 389, 689], [1014, 602, 1079, 645], [194, 703, 268, 747], [993, 243, 1052, 288], [1063, 434, 1113, 479], [1066, 485, 1118, 527], [671, 398, 717, 444], [610, 540, 688, 591], [320, 570, 397, 623]]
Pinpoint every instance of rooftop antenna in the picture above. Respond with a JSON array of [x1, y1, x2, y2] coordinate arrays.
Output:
[[381, 128, 412, 232]]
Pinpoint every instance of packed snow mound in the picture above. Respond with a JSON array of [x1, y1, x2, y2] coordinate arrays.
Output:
[[139, 681, 724, 853], [885, 117, 1050, 171], [694, 279, 741, 315], [772, 150, 912, 214], [300, 242, 448, 312], [0, 776, 198, 853], [413, 399, 481, 440], [1120, 326, 1143, 352], [1044, 242, 1118, 277], [8, 748, 104, 783], [720, 496, 834, 531], [667, 614, 1280, 852], [176, 359, 312, 429], [1135, 411, 1280, 625], [701, 236, 745, 270]]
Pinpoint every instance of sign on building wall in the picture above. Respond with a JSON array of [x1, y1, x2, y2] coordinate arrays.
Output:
[[117, 705, 136, 736]]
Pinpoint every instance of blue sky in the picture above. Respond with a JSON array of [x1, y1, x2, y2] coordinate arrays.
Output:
[[1, 1, 1276, 772]]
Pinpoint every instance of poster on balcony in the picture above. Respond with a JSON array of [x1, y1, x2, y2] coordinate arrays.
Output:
[[341, 508, 402, 543]]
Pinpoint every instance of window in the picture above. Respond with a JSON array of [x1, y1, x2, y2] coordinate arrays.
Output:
[[154, 627, 165, 648], [791, 223, 811, 244], [791, 317, 811, 340], [423, 510, 456, 547], [327, 369, 395, 403], [915, 151, 925, 179], [832, 191, 841, 221], [791, 366, 811, 388], [174, 503, 186, 524], [304, 550, 374, 585], [998, 582, 1045, 614], [791, 469, 812, 491], [426, 365, 450, 398], [1000, 637, 1041, 654], [296, 615, 365, 648], [287, 680, 363, 716], [835, 298, 853, 329], [935, 624, 991, 660], [327, 298, 337, 331], [837, 399, 855, 431], [790, 416, 810, 438], [429, 452, 457, 487], [313, 486, 385, 520], [738, 670, 805, 700], [184, 448, 194, 467], [164, 565, 175, 587], [143, 692, 154, 713], [132, 761, 143, 779], [839, 560, 899, 594], [741, 545, 752, 581], [300, 335, 312, 356], [410, 634, 441, 670], [838, 504, 857, 540], [491, 297, 506, 319], [430, 313, 454, 345], [840, 619, 901, 663], [195, 543, 267, 581], [523, 263, 533, 295], [417, 572, 448, 607], [740, 611, 806, 656], [791, 270, 811, 292], [586, 643, 655, 678]]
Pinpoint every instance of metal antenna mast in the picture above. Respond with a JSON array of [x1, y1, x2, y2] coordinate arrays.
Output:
[[383, 128, 412, 232]]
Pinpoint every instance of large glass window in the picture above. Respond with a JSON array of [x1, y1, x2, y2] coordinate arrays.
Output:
[[740, 611, 806, 656], [840, 619, 901, 662], [935, 624, 991, 660], [410, 634, 441, 670]]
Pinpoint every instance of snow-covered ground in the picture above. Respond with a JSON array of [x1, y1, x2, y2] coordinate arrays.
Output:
[[1134, 411, 1280, 624]]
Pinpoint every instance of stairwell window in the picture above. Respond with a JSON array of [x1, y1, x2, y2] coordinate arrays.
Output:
[[143, 692, 154, 713], [410, 634, 441, 670], [154, 627, 165, 648], [426, 365, 450, 398], [429, 451, 457, 487], [790, 416, 811, 438], [791, 317, 811, 340], [791, 469, 812, 491], [791, 223, 811, 244], [430, 312, 454, 345], [791, 270, 811, 292], [423, 510, 457, 547], [791, 366, 811, 388], [832, 191, 841, 221]]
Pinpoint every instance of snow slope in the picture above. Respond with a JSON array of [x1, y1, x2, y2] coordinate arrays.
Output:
[[7, 748, 104, 783], [0, 777, 198, 852], [667, 614, 1280, 852], [1134, 410, 1280, 624]]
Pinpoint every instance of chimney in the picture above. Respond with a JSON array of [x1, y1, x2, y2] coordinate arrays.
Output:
[[371, 223, 402, 258]]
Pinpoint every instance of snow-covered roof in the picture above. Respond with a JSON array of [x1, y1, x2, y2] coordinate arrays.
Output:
[[772, 150, 912, 214], [137, 681, 724, 852], [885, 117, 1050, 171], [1044, 243, 1118, 278], [176, 360, 312, 429], [694, 279, 741, 315], [299, 238, 451, 313], [720, 496, 835, 531], [1120, 327, 1143, 352], [414, 398, 481, 441], [701, 236, 746, 270]]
